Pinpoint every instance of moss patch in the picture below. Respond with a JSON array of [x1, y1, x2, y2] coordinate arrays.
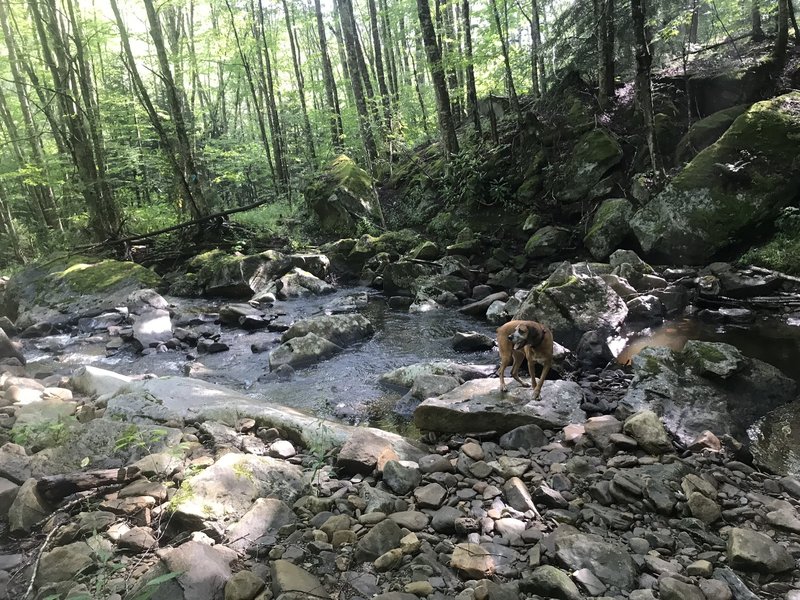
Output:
[[58, 259, 160, 294], [740, 233, 800, 275]]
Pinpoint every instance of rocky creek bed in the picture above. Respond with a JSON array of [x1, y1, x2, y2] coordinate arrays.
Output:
[[1, 238, 800, 599]]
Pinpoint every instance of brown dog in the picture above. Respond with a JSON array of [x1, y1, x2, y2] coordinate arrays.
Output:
[[496, 320, 553, 399]]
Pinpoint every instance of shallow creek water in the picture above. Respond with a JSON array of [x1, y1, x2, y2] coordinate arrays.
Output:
[[20, 289, 800, 456]]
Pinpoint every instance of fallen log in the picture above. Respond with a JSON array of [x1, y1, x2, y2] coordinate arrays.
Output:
[[36, 466, 141, 503]]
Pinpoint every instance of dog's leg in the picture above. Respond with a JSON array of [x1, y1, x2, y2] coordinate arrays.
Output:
[[524, 347, 537, 392], [511, 350, 530, 388], [532, 358, 551, 400], [498, 354, 511, 392]]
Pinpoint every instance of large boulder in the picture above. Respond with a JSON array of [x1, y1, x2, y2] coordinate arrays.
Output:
[[305, 154, 384, 234], [631, 92, 800, 264], [382, 261, 438, 297], [556, 128, 623, 202], [169, 249, 291, 298], [414, 378, 585, 433], [524, 226, 572, 258], [514, 262, 627, 348], [265, 267, 335, 299], [269, 333, 343, 370], [622, 340, 796, 444], [282, 314, 374, 347], [584, 198, 634, 260], [675, 104, 750, 163], [5, 256, 160, 330]]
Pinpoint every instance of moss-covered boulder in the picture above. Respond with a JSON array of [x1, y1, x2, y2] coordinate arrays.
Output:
[[631, 92, 800, 264], [170, 250, 291, 298], [556, 129, 623, 202], [524, 226, 572, 258], [322, 230, 421, 277], [675, 104, 751, 163], [584, 199, 635, 260], [6, 256, 161, 330], [304, 154, 384, 235], [514, 262, 627, 348]]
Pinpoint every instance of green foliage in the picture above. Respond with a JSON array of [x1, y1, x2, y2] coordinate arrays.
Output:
[[12, 416, 77, 451], [114, 425, 169, 454], [740, 208, 800, 275]]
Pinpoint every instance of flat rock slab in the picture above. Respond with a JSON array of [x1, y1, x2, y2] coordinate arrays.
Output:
[[414, 378, 585, 433]]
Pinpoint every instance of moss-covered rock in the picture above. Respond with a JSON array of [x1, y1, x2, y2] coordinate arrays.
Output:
[[556, 129, 623, 202], [631, 92, 800, 264], [524, 226, 572, 258], [584, 198, 634, 260], [304, 154, 384, 235], [675, 104, 751, 163], [6, 256, 161, 330], [170, 250, 291, 298]]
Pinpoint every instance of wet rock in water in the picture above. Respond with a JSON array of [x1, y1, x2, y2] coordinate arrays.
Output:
[[459, 291, 509, 318], [702, 262, 782, 298], [0, 328, 25, 365], [698, 307, 755, 324], [625, 295, 663, 326], [576, 330, 614, 369], [379, 361, 491, 390], [268, 332, 342, 370], [131, 309, 173, 350], [414, 378, 585, 433], [514, 262, 627, 348], [281, 313, 374, 347], [197, 338, 229, 353], [382, 261, 438, 297], [267, 267, 336, 300], [324, 291, 369, 313], [451, 331, 494, 352], [623, 340, 795, 444], [218, 303, 268, 328]]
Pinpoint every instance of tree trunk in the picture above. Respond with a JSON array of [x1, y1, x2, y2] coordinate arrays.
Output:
[[462, 0, 481, 135], [410, 38, 431, 135], [337, 0, 379, 162], [417, 0, 460, 157], [631, 0, 660, 172], [314, 0, 345, 151], [367, 0, 393, 131], [489, 0, 521, 119], [142, 0, 209, 219], [790, 0, 800, 45], [441, 0, 463, 117], [775, 0, 789, 61], [0, 0, 60, 231], [253, 0, 290, 191], [751, 0, 765, 40], [597, 0, 615, 109], [281, 0, 317, 161], [379, 0, 400, 101], [689, 0, 700, 44]]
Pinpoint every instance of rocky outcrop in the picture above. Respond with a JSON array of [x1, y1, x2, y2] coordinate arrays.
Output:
[[584, 198, 634, 260], [556, 128, 623, 202], [631, 92, 800, 263], [622, 340, 796, 444], [304, 154, 385, 234], [514, 262, 627, 348]]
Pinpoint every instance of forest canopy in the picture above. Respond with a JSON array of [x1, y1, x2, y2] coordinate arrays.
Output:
[[0, 0, 794, 262]]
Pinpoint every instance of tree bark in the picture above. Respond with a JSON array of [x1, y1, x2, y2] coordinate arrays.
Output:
[[631, 0, 660, 172], [417, 0, 460, 157], [751, 0, 765, 40], [597, 0, 615, 109], [790, 0, 800, 45], [338, 0, 379, 162], [142, 0, 210, 219], [281, 0, 317, 161], [489, 0, 521, 119], [462, 0, 481, 135], [314, 0, 345, 151], [775, 0, 790, 61], [367, 0, 393, 133]]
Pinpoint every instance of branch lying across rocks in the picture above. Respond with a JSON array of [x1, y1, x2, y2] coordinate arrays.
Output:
[[36, 466, 141, 504]]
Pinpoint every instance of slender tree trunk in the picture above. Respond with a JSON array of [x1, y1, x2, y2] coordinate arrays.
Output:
[[441, 0, 463, 117], [775, 0, 790, 61], [790, 0, 800, 45], [379, 0, 400, 101], [367, 0, 393, 132], [631, 0, 660, 172], [110, 0, 205, 221], [142, 0, 209, 219], [417, 0, 460, 157], [314, 0, 345, 151], [410, 38, 431, 135], [338, 0, 379, 162], [751, 0, 765, 40], [489, 0, 521, 119], [281, 0, 317, 161], [689, 0, 700, 44], [597, 0, 615, 108], [223, 0, 275, 181], [0, 0, 60, 231], [253, 0, 289, 191], [462, 0, 481, 135]]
